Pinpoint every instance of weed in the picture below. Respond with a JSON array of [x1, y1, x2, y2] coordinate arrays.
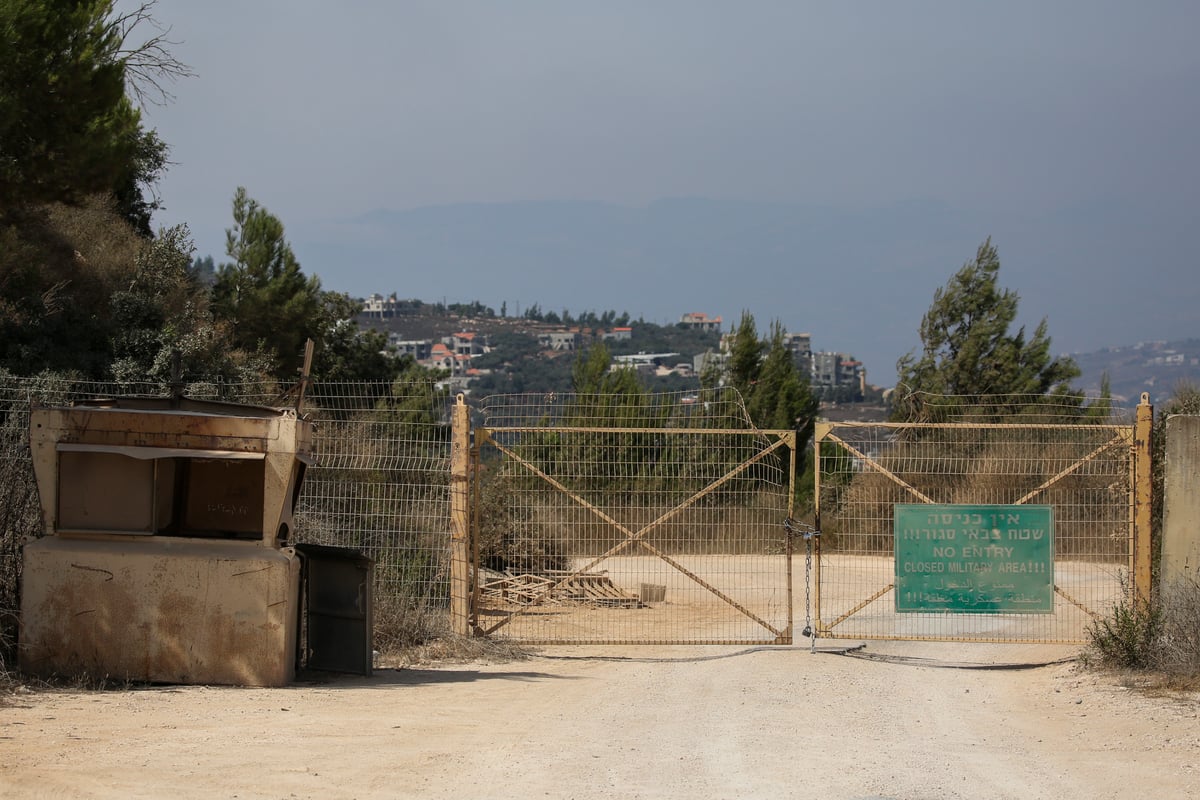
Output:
[[1087, 574, 1200, 684], [1087, 591, 1162, 670], [381, 633, 530, 668], [371, 593, 450, 655], [1153, 574, 1200, 678]]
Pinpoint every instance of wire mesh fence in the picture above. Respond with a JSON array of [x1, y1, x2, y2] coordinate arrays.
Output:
[[815, 414, 1135, 643], [0, 375, 1146, 654], [292, 380, 454, 644], [0, 375, 454, 659], [474, 389, 797, 644]]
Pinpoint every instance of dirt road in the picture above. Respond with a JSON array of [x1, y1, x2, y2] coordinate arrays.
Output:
[[2, 642, 1197, 799]]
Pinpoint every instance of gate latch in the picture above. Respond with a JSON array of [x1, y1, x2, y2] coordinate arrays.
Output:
[[784, 518, 820, 541], [784, 518, 821, 648]]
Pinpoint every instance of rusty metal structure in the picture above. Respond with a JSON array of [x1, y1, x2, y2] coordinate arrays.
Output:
[[20, 396, 317, 686]]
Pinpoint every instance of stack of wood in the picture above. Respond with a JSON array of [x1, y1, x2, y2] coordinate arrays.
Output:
[[480, 572, 555, 605], [549, 571, 645, 608], [480, 569, 644, 608]]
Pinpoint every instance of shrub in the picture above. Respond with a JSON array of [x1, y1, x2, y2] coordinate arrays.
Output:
[[371, 592, 449, 655], [1153, 575, 1200, 677], [1087, 575, 1200, 679], [1087, 590, 1163, 670], [475, 471, 568, 573]]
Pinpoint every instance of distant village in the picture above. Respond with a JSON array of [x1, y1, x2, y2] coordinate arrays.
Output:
[[360, 293, 868, 398]]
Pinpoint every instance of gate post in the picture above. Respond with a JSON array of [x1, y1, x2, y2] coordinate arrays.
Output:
[[812, 422, 831, 636], [1132, 392, 1154, 604], [450, 393, 471, 635]]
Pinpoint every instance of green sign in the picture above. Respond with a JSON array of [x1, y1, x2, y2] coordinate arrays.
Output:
[[894, 504, 1054, 614]]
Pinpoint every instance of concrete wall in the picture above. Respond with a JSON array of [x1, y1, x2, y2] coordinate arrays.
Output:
[[21, 538, 300, 686], [1161, 415, 1200, 585]]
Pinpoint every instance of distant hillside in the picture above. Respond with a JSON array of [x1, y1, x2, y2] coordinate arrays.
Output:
[[357, 303, 1198, 407], [1072, 339, 1200, 405], [357, 302, 717, 359], [302, 198, 1200, 391]]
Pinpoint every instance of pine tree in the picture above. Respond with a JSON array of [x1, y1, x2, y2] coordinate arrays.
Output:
[[727, 311, 767, 403], [895, 238, 1080, 419], [0, 0, 181, 227], [725, 312, 817, 435], [211, 188, 325, 380], [749, 321, 819, 435]]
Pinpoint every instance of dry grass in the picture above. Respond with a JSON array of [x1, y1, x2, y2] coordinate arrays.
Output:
[[1086, 575, 1200, 689], [1151, 575, 1200, 677], [368, 582, 529, 666], [1114, 671, 1200, 696], [821, 426, 1130, 559], [0, 665, 22, 705], [370, 592, 451, 654], [0, 667, 149, 705], [379, 633, 531, 668]]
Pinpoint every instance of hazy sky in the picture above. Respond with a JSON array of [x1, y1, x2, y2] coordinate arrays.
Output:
[[129, 1, 1200, 384]]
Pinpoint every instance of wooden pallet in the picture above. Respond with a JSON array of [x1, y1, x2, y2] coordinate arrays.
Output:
[[480, 572, 554, 605], [553, 572, 644, 608], [481, 571, 644, 608]]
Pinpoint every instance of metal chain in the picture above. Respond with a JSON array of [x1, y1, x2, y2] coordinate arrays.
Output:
[[784, 518, 820, 652], [804, 535, 813, 640]]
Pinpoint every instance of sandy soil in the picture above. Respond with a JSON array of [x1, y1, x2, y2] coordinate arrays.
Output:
[[484, 554, 1123, 645], [3, 641, 1198, 800]]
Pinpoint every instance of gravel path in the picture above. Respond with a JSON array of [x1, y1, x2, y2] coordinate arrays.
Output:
[[3, 641, 1197, 799]]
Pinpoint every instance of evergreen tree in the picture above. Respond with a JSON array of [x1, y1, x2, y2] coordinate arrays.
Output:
[[0, 0, 180, 228], [313, 293, 402, 385], [212, 188, 398, 384], [382, 358, 451, 427], [0, 197, 143, 376], [570, 342, 647, 417], [108, 224, 241, 382], [727, 311, 766, 403], [749, 321, 820, 436], [571, 342, 614, 395], [724, 312, 816, 435], [211, 188, 325, 380], [0, 0, 136, 207], [895, 238, 1080, 419]]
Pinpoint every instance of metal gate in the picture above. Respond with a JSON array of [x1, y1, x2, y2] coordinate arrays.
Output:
[[466, 391, 797, 645], [812, 398, 1152, 644]]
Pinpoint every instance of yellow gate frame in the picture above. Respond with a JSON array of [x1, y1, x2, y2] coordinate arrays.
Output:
[[465, 422, 797, 644], [812, 394, 1153, 642]]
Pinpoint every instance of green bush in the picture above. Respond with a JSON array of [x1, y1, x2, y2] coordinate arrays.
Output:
[[1087, 591, 1163, 670], [1087, 575, 1200, 678]]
